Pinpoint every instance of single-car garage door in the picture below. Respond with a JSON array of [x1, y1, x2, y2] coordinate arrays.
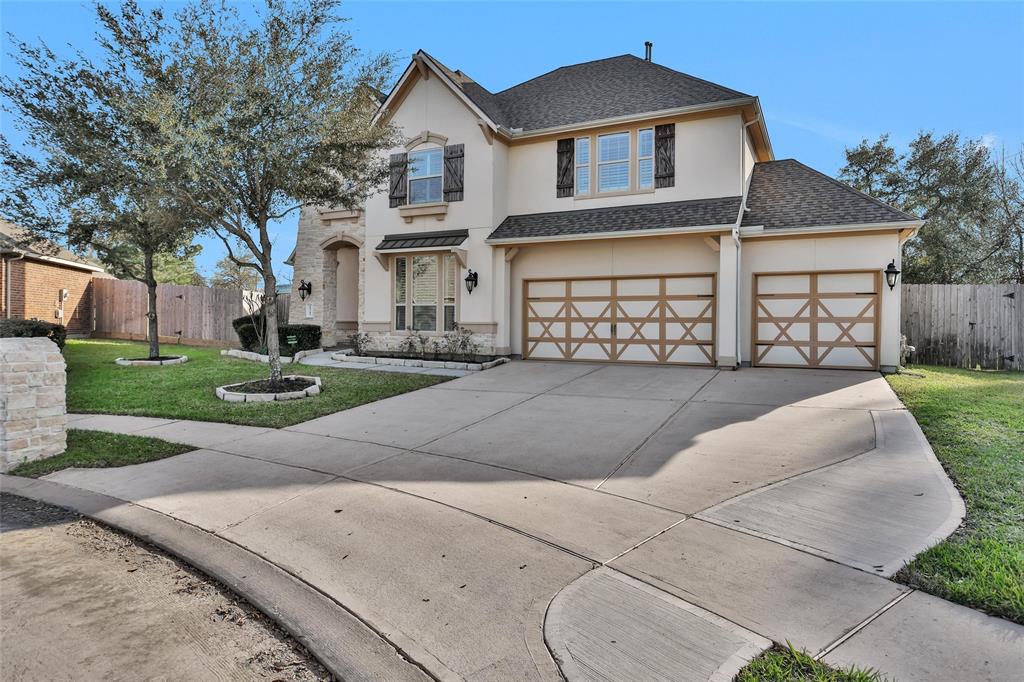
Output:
[[523, 273, 716, 365], [753, 270, 880, 369]]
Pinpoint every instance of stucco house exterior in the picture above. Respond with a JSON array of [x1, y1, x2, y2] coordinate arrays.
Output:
[[1, 220, 106, 336], [290, 49, 921, 372]]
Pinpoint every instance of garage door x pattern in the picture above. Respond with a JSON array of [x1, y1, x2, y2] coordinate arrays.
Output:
[[523, 274, 716, 365], [753, 270, 881, 369]]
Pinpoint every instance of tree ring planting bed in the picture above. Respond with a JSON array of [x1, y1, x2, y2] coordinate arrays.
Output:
[[115, 355, 189, 367], [215, 375, 322, 403]]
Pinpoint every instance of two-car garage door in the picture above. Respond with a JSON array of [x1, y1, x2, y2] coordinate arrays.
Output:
[[522, 274, 716, 365], [753, 270, 881, 370]]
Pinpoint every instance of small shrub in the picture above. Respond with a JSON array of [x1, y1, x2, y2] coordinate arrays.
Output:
[[0, 318, 67, 351], [436, 325, 479, 360], [278, 323, 321, 353], [398, 329, 430, 356], [350, 331, 371, 356], [234, 321, 262, 352]]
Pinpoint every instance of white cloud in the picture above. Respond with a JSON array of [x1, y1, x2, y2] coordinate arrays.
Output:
[[979, 133, 1000, 149]]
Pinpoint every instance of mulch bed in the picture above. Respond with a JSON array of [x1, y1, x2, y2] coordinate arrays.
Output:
[[230, 378, 317, 394], [122, 356, 185, 362]]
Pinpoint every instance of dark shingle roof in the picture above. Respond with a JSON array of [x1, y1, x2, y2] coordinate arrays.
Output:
[[377, 229, 469, 250], [488, 197, 742, 241], [0, 220, 104, 271], [742, 160, 918, 230], [421, 52, 749, 132]]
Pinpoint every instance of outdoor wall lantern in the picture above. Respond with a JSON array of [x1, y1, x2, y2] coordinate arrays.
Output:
[[464, 269, 478, 294], [883, 260, 901, 291], [298, 279, 313, 300]]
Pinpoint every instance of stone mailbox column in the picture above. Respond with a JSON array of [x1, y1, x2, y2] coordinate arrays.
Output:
[[1, 337, 67, 473]]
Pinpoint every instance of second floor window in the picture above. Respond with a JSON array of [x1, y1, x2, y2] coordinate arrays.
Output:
[[409, 148, 443, 203], [598, 132, 630, 192], [638, 128, 654, 190], [575, 137, 590, 195]]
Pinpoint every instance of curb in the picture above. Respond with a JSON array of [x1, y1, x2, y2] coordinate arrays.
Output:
[[0, 475, 431, 682]]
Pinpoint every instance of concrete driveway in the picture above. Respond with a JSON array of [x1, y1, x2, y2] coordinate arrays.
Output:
[[8, 362, 1022, 681]]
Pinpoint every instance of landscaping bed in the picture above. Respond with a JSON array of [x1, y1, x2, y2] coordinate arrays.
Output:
[[886, 366, 1024, 624], [115, 355, 189, 366], [216, 375, 322, 403], [65, 339, 447, 428]]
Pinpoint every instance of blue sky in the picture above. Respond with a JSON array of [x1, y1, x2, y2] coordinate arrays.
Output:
[[2, 1, 1022, 281]]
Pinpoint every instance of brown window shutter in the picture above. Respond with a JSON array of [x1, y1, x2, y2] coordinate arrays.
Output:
[[443, 144, 464, 202], [654, 124, 675, 188], [389, 152, 408, 208], [556, 138, 574, 198]]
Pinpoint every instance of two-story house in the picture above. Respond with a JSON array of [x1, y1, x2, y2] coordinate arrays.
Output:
[[289, 48, 921, 372]]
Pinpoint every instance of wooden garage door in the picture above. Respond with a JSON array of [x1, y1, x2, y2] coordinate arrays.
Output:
[[523, 274, 716, 365], [753, 270, 881, 369]]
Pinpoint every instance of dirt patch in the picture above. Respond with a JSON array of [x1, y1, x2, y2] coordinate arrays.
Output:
[[121, 356, 186, 362], [0, 493, 330, 681], [230, 377, 317, 394]]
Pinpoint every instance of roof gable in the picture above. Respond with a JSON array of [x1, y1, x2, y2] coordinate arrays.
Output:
[[379, 51, 755, 137], [742, 160, 918, 230]]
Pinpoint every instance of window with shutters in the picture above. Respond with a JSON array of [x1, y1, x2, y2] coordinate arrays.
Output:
[[408, 148, 443, 204], [393, 253, 459, 332], [597, 132, 630, 193], [575, 137, 590, 196], [568, 123, 672, 199], [637, 128, 654, 190]]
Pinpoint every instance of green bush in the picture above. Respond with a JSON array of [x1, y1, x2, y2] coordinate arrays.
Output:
[[0, 318, 67, 351], [231, 314, 320, 355]]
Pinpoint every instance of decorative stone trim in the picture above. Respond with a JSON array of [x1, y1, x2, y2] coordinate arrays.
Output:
[[221, 348, 323, 364], [115, 355, 189, 367], [398, 202, 448, 222], [332, 351, 508, 372], [215, 375, 323, 403]]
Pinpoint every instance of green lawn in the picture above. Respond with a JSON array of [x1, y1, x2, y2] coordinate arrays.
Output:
[[737, 645, 886, 682], [886, 366, 1024, 624], [64, 339, 447, 428], [10, 429, 193, 478]]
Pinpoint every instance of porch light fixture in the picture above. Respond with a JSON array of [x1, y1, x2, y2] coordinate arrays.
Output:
[[464, 269, 478, 294], [883, 260, 901, 291], [298, 279, 312, 300]]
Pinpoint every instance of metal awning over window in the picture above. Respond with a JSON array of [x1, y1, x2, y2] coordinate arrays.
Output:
[[376, 229, 468, 251]]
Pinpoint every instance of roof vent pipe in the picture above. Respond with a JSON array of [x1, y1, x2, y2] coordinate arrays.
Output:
[[644, 41, 653, 62]]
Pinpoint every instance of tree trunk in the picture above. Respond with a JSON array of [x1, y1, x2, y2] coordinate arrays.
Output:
[[144, 251, 160, 360], [262, 263, 282, 383]]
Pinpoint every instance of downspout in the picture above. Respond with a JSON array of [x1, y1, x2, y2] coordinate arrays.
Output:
[[734, 115, 761, 366], [2, 251, 25, 319]]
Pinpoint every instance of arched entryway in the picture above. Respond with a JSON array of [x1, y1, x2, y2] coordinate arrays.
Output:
[[319, 232, 362, 347]]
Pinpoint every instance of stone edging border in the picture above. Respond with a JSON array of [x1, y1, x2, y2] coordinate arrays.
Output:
[[215, 375, 323, 403], [115, 355, 189, 367], [221, 348, 323, 365], [332, 352, 509, 372]]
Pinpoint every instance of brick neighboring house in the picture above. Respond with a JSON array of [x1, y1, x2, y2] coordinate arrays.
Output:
[[0, 220, 106, 336]]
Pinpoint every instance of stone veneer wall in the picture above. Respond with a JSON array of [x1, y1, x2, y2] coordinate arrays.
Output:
[[290, 204, 497, 354], [0, 337, 66, 473]]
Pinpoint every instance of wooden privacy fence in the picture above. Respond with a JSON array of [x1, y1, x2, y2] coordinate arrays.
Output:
[[92, 278, 291, 347], [901, 284, 1023, 371]]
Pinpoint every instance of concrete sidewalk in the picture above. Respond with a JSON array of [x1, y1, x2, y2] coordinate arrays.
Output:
[[20, 364, 1023, 680]]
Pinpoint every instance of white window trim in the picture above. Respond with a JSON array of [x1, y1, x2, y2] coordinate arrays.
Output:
[[392, 252, 460, 334], [408, 146, 443, 205], [574, 137, 590, 196], [596, 131, 631, 194], [637, 127, 654, 190]]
